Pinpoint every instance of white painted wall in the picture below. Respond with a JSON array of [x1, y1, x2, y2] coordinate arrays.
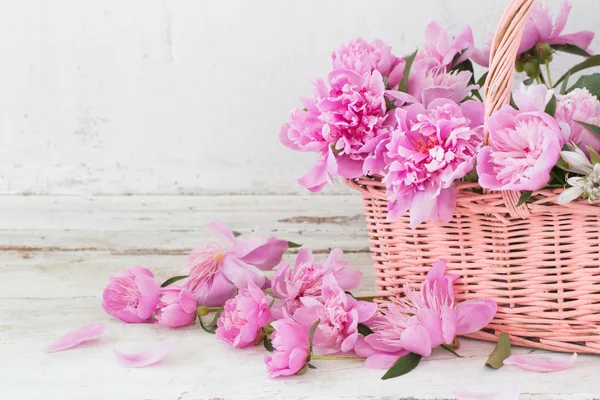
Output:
[[1, 0, 599, 195]]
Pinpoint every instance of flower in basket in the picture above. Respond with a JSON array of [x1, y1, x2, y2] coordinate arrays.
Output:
[[557, 144, 600, 204], [556, 88, 600, 153], [415, 21, 474, 69], [280, 38, 403, 192], [293, 274, 378, 354], [185, 221, 288, 307], [473, 0, 594, 68], [271, 248, 362, 315], [477, 104, 566, 191], [356, 260, 497, 369], [371, 99, 484, 227]]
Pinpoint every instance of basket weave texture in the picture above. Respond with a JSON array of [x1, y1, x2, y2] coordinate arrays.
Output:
[[346, 0, 600, 354]]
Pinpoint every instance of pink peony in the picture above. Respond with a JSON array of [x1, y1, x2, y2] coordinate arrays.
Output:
[[477, 105, 565, 191], [379, 99, 483, 227], [271, 248, 362, 315], [264, 312, 310, 378], [185, 221, 288, 307], [407, 59, 478, 107], [294, 274, 377, 354], [280, 68, 390, 192], [216, 280, 272, 348], [473, 0, 594, 67], [556, 88, 600, 152], [416, 22, 474, 68], [359, 260, 497, 369], [332, 37, 405, 88], [154, 286, 197, 328], [102, 267, 161, 323]]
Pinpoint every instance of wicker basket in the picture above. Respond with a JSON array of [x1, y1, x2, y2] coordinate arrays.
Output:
[[346, 0, 600, 355]]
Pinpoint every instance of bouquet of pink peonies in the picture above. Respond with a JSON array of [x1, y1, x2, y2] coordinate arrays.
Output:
[[280, 0, 599, 228]]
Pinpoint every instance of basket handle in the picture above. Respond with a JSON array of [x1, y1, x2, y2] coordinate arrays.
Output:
[[483, 0, 536, 218]]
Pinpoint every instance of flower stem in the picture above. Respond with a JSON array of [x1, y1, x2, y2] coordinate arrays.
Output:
[[354, 295, 378, 302], [545, 60, 553, 88], [310, 354, 366, 361]]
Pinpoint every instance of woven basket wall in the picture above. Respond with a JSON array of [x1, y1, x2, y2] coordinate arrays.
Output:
[[346, 0, 600, 354]]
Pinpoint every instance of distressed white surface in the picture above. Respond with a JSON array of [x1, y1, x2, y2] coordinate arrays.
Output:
[[1, 0, 599, 195], [1, 195, 600, 400]]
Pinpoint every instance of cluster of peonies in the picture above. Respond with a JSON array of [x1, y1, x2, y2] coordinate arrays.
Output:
[[281, 0, 600, 227], [100, 220, 499, 378]]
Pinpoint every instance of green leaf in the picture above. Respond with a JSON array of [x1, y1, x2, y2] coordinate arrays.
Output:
[[308, 320, 320, 353], [440, 344, 463, 357], [509, 93, 519, 110], [357, 323, 373, 337], [263, 336, 274, 352], [544, 95, 556, 117], [568, 73, 600, 97], [287, 241, 302, 248], [587, 146, 600, 164], [523, 77, 534, 86], [550, 44, 592, 58], [556, 156, 571, 172], [307, 363, 317, 369], [575, 120, 600, 137], [516, 191, 533, 207], [559, 71, 570, 95], [555, 55, 600, 87], [381, 352, 422, 380], [161, 275, 188, 288], [485, 333, 511, 369], [477, 71, 489, 88], [398, 48, 418, 93], [198, 310, 222, 334]]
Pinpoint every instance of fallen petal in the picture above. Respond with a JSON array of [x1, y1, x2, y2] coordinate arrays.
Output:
[[45, 322, 106, 353], [454, 386, 519, 400], [503, 353, 577, 372], [114, 340, 174, 368]]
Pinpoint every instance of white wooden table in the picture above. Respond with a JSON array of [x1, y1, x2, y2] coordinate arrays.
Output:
[[1, 195, 599, 400]]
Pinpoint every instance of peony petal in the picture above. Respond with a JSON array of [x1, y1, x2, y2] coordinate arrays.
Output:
[[45, 322, 106, 352], [178, 287, 198, 314], [220, 254, 266, 289], [455, 299, 497, 335], [426, 259, 447, 281], [454, 386, 519, 400], [205, 220, 236, 245], [409, 189, 436, 228], [355, 301, 378, 323], [298, 148, 337, 192], [195, 271, 237, 307], [364, 353, 405, 370], [503, 353, 577, 372], [237, 236, 289, 271], [113, 340, 174, 368], [400, 324, 432, 357]]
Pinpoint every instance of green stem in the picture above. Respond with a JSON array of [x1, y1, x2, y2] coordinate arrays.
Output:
[[545, 60, 553, 88], [535, 75, 542, 84], [310, 354, 366, 361], [354, 295, 377, 302]]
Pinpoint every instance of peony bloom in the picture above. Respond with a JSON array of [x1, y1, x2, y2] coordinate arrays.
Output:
[[154, 286, 197, 328], [556, 88, 600, 152], [473, 0, 594, 67], [477, 105, 565, 191], [280, 68, 390, 192], [416, 21, 474, 69], [185, 221, 288, 307], [512, 83, 554, 112], [359, 260, 497, 369], [407, 59, 478, 107], [380, 99, 484, 227], [332, 37, 405, 88], [102, 267, 161, 323], [264, 312, 310, 378], [271, 248, 362, 315], [293, 274, 377, 354], [216, 279, 272, 348]]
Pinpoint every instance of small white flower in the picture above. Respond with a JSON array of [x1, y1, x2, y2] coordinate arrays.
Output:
[[558, 154, 600, 204]]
